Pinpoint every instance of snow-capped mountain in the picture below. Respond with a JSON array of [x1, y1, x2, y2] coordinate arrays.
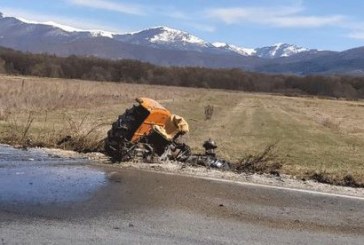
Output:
[[212, 42, 316, 58], [149, 27, 206, 45], [113, 26, 213, 52], [6, 12, 363, 75], [255, 43, 316, 58], [114, 26, 315, 58], [0, 12, 315, 59], [117, 26, 207, 46]]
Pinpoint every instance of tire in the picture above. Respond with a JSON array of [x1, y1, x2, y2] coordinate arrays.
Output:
[[104, 105, 148, 162]]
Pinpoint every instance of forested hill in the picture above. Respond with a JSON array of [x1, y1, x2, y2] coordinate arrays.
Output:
[[0, 47, 363, 99]]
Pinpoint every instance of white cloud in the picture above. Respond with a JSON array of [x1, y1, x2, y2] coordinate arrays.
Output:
[[336, 21, 364, 40], [346, 25, 364, 40], [68, 0, 145, 16], [270, 15, 345, 28], [348, 32, 364, 40], [207, 6, 301, 24], [207, 6, 345, 28]]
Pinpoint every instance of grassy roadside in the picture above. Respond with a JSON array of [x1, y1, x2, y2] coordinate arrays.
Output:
[[1, 75, 364, 186]]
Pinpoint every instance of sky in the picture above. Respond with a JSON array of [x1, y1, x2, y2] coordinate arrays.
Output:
[[1, 0, 364, 51]]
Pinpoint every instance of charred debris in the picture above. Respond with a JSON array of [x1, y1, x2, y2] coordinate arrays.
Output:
[[104, 97, 230, 170]]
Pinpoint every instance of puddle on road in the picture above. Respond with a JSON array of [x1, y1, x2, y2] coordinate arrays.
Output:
[[0, 144, 107, 205], [0, 144, 86, 164]]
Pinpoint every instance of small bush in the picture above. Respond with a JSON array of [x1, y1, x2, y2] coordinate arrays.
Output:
[[204, 105, 214, 120], [232, 144, 282, 175], [55, 114, 107, 153], [3, 111, 35, 146]]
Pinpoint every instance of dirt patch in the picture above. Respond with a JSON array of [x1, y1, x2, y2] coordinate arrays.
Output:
[[308, 171, 364, 188]]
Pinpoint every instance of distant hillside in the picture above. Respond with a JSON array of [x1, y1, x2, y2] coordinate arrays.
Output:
[[0, 46, 363, 99]]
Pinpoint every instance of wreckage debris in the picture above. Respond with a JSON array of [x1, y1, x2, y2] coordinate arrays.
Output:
[[105, 97, 230, 170]]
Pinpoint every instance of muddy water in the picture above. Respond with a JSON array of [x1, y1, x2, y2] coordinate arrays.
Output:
[[0, 144, 106, 205]]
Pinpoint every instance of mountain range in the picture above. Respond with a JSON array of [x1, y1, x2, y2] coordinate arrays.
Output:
[[1, 12, 363, 75]]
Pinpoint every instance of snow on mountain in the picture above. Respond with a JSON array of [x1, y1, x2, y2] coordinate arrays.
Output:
[[148, 26, 206, 46], [231, 45, 257, 56], [18, 18, 81, 32], [212, 42, 313, 58], [212, 42, 256, 56], [89, 30, 115, 38], [255, 43, 312, 58], [15, 17, 115, 38], [211, 42, 312, 58], [112, 26, 211, 52], [211, 42, 227, 48]]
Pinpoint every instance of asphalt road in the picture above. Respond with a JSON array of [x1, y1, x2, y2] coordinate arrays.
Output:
[[0, 169, 364, 244], [0, 146, 363, 244]]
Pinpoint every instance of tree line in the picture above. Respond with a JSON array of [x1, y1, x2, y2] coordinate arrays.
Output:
[[0, 47, 363, 99]]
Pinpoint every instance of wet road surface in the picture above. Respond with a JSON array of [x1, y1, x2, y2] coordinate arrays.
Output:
[[0, 145, 106, 205], [0, 145, 363, 244]]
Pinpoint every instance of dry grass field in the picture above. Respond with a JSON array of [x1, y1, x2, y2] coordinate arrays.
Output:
[[1, 75, 364, 184]]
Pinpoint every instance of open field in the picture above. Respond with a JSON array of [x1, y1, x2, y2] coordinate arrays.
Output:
[[1, 75, 364, 184]]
